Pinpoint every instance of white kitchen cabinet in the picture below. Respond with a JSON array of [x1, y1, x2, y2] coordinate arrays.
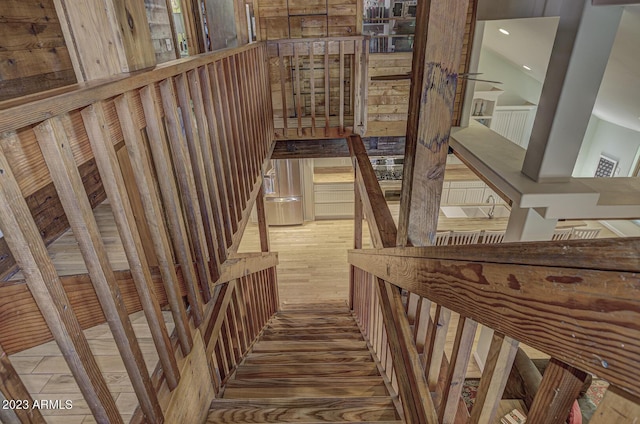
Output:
[[442, 181, 507, 205], [490, 106, 536, 149], [314, 182, 355, 219]]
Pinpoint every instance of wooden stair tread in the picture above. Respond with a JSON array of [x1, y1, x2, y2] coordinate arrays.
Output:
[[222, 385, 389, 398], [207, 397, 400, 423], [234, 363, 380, 378], [242, 351, 373, 364], [264, 326, 362, 334], [252, 340, 368, 352], [225, 377, 386, 388], [260, 332, 364, 341]]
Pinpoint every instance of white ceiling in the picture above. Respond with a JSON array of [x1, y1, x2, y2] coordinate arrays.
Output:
[[481, 6, 640, 132]]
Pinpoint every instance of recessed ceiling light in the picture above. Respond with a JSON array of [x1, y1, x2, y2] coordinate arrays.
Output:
[[499, 28, 510, 35], [523, 65, 532, 71]]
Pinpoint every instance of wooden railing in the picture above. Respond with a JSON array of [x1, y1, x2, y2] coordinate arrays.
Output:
[[0, 42, 275, 423], [347, 134, 640, 423], [267, 37, 369, 139]]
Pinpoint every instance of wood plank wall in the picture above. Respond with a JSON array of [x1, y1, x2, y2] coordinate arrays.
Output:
[[0, 0, 77, 101], [365, 0, 477, 137], [255, 0, 360, 40], [144, 0, 179, 63]]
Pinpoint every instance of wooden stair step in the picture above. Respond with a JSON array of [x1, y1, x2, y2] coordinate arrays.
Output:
[[259, 332, 364, 341], [263, 326, 362, 336], [223, 384, 389, 399], [276, 311, 353, 318], [207, 397, 400, 423], [234, 363, 380, 379], [242, 351, 373, 365], [225, 376, 386, 389], [271, 317, 356, 325], [252, 340, 368, 353]]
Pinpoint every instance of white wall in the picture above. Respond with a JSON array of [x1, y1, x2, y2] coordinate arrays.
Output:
[[477, 47, 543, 106], [573, 115, 640, 177]]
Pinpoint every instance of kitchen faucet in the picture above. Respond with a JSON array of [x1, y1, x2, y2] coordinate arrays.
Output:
[[486, 194, 496, 219]]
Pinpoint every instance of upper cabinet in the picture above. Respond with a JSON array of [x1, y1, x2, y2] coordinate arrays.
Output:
[[469, 85, 503, 128]]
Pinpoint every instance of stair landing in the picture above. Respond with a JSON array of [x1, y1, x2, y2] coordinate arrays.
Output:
[[208, 306, 402, 423]]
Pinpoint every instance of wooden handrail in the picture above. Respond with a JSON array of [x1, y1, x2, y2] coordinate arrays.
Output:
[[349, 243, 640, 398]]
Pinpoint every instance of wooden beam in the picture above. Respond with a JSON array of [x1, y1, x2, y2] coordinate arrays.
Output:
[[35, 116, 163, 423], [0, 342, 46, 423], [348, 247, 640, 397], [527, 359, 588, 424], [82, 101, 180, 390], [397, 0, 470, 246]]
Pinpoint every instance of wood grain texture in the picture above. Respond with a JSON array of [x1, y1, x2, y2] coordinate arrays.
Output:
[[348, 247, 640, 397], [0, 342, 46, 423], [35, 116, 162, 422], [527, 358, 588, 424], [0, 134, 121, 422], [114, 90, 193, 355], [81, 101, 179, 389], [164, 329, 215, 424]]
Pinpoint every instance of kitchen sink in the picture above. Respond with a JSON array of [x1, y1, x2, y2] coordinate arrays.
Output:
[[441, 205, 511, 219]]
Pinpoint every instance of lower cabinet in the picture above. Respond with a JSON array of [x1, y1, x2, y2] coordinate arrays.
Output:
[[314, 183, 355, 219]]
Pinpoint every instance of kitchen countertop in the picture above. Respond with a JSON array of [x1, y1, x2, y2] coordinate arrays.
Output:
[[313, 164, 481, 184]]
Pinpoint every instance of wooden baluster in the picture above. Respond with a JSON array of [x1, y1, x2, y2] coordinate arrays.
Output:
[[236, 53, 257, 182], [469, 332, 519, 424], [187, 69, 229, 265], [82, 101, 180, 390], [210, 345, 222, 395], [406, 292, 419, 324], [425, 304, 452, 390], [222, 314, 236, 370], [270, 266, 280, 314], [309, 42, 317, 136], [324, 40, 330, 135], [278, 43, 289, 132], [210, 62, 242, 227], [414, 297, 431, 354], [353, 39, 363, 132], [527, 358, 589, 424], [36, 116, 163, 423], [0, 342, 46, 423], [294, 44, 303, 136], [339, 40, 345, 134], [175, 72, 220, 293], [115, 91, 193, 355], [0, 134, 121, 423], [438, 317, 477, 423], [217, 334, 230, 380], [139, 84, 204, 325], [216, 60, 245, 217], [247, 48, 264, 169], [198, 65, 234, 248], [228, 55, 251, 197], [160, 76, 213, 302], [591, 385, 640, 423], [228, 295, 245, 356], [256, 181, 270, 253]]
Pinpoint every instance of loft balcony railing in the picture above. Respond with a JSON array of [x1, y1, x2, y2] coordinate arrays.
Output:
[[267, 36, 369, 139], [347, 134, 640, 424]]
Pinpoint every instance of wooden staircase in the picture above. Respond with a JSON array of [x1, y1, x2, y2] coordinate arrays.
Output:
[[207, 306, 402, 423]]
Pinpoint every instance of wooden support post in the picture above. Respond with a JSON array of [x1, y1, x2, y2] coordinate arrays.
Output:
[[278, 44, 289, 131], [527, 358, 588, 424], [339, 40, 345, 134], [160, 76, 213, 302], [114, 91, 193, 355], [324, 40, 330, 135], [350, 182, 363, 309], [469, 332, 519, 424], [139, 84, 204, 326], [397, 0, 470, 247], [0, 342, 46, 423], [81, 102, 180, 390], [294, 45, 303, 136], [35, 117, 163, 423], [256, 181, 270, 252], [0, 135, 121, 423]]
